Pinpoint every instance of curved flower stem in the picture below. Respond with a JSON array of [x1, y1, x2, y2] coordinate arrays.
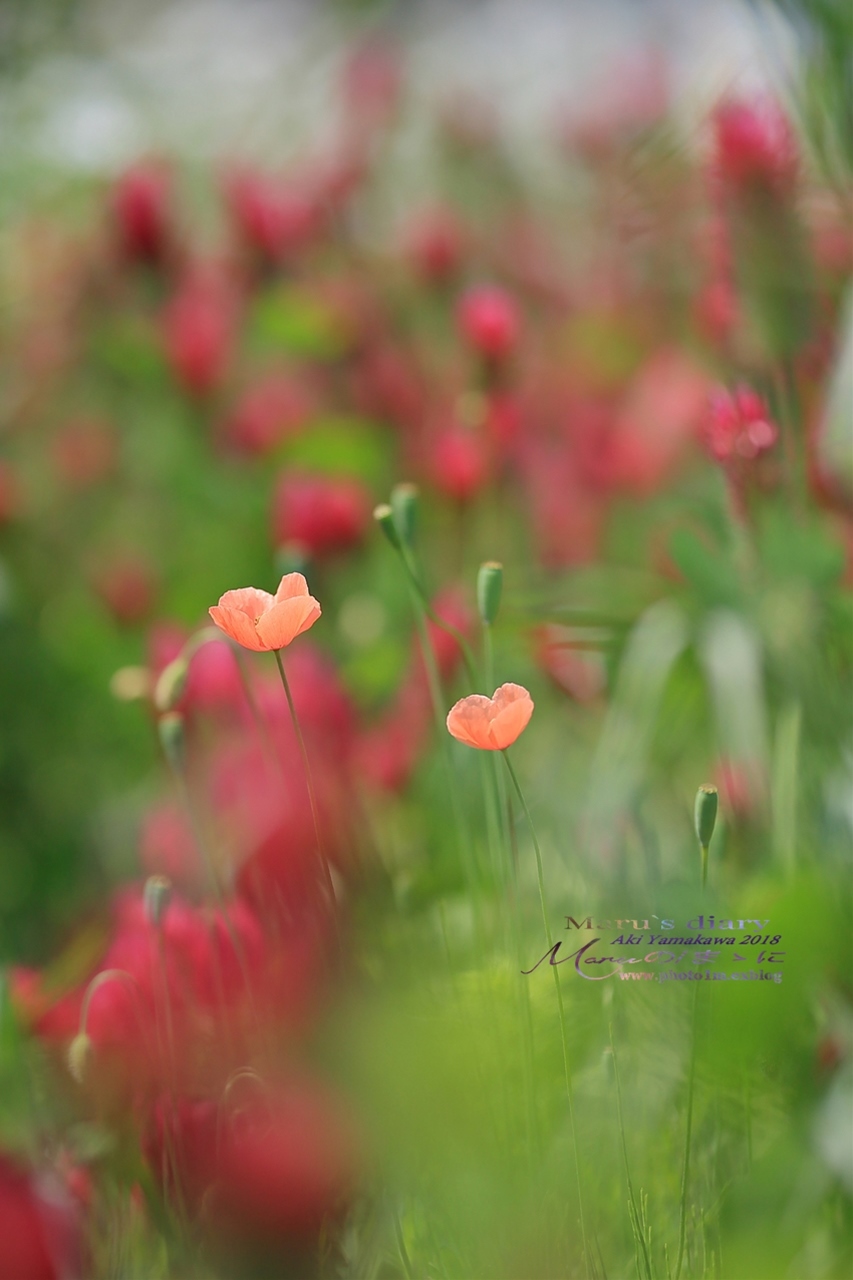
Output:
[[396, 544, 479, 687], [79, 969, 147, 1039], [273, 649, 337, 907], [501, 750, 590, 1279], [483, 622, 495, 694]]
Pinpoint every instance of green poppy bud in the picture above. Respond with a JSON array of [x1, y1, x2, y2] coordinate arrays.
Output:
[[477, 561, 504, 626], [694, 784, 718, 850], [373, 503, 401, 551], [144, 874, 172, 928], [391, 483, 419, 548]]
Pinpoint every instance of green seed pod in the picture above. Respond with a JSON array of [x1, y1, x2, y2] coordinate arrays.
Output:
[[477, 561, 504, 626], [694, 784, 719, 850], [158, 712, 186, 773], [391, 483, 419, 548], [373, 503, 401, 551], [68, 1032, 93, 1085], [154, 657, 189, 714], [144, 874, 173, 928]]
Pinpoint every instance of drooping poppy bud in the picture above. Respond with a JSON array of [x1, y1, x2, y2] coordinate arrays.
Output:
[[158, 712, 186, 772], [67, 1032, 93, 1086], [154, 657, 189, 714]]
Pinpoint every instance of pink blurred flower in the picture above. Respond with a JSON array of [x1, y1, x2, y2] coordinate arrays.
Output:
[[223, 167, 318, 265], [271, 472, 371, 558], [432, 427, 489, 502], [144, 1078, 360, 1247], [222, 371, 314, 456], [404, 206, 465, 283], [92, 554, 158, 626], [702, 386, 779, 464], [112, 160, 173, 265], [349, 343, 425, 430], [138, 802, 200, 890], [164, 269, 235, 398], [711, 97, 798, 195], [0, 1153, 79, 1280], [605, 348, 713, 495], [715, 756, 764, 821], [341, 38, 403, 134], [457, 284, 521, 362], [535, 626, 607, 703]]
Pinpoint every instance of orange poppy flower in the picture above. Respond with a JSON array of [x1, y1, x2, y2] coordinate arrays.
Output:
[[209, 574, 321, 652], [446, 682, 534, 751]]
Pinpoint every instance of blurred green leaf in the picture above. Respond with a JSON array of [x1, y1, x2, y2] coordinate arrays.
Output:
[[282, 416, 391, 485], [250, 287, 348, 359]]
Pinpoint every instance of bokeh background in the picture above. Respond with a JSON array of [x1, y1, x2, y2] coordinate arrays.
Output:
[[0, 2, 850, 1278]]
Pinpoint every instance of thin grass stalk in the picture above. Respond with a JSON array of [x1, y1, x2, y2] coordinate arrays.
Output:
[[675, 984, 701, 1280], [405, 578, 479, 891], [609, 1017, 654, 1280]]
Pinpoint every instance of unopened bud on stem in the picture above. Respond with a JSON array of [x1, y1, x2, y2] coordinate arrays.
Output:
[[391, 483, 419, 548], [144, 874, 172, 928], [477, 561, 503, 626], [373, 503, 401, 551], [694, 784, 718, 888]]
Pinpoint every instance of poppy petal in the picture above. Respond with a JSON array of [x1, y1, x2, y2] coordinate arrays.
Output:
[[273, 573, 311, 603], [217, 587, 275, 618], [446, 694, 495, 749], [209, 605, 266, 651], [255, 596, 321, 649], [487, 690, 534, 749]]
